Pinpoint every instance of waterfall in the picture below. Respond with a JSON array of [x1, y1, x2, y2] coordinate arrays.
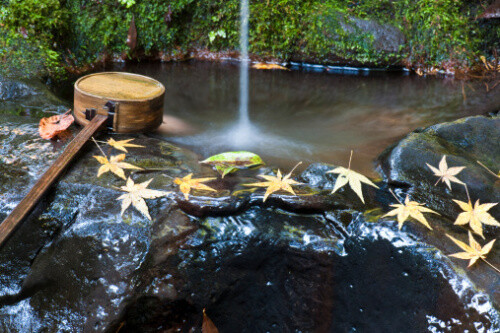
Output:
[[238, 0, 250, 127], [233, 0, 252, 144]]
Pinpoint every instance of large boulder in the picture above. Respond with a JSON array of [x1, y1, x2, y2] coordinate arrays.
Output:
[[0, 121, 205, 331], [0, 110, 499, 332], [295, 9, 405, 67], [116, 208, 499, 332], [0, 77, 67, 115], [376, 115, 500, 237]]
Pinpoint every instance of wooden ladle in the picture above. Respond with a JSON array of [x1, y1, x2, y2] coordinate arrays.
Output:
[[0, 72, 165, 247]]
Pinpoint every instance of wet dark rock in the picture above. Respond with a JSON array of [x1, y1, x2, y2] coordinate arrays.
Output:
[[0, 79, 38, 101], [118, 210, 499, 332], [0, 119, 208, 331], [0, 77, 67, 115], [176, 163, 388, 217], [1, 112, 499, 331], [299, 162, 386, 207], [376, 115, 500, 238]]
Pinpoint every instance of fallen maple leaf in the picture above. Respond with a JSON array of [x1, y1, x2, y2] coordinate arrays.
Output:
[[202, 309, 219, 333], [117, 177, 171, 220], [383, 195, 439, 230], [39, 109, 74, 140], [200, 151, 264, 178], [107, 138, 145, 152], [447, 232, 497, 270], [453, 199, 499, 238], [174, 174, 217, 200], [243, 162, 302, 202], [94, 154, 142, 180], [252, 63, 289, 70], [326, 151, 378, 204], [426, 155, 465, 190]]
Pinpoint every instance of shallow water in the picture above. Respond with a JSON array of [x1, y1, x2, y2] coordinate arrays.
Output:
[[112, 61, 498, 176]]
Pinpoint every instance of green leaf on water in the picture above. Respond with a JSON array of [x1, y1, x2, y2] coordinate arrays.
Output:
[[200, 151, 264, 178]]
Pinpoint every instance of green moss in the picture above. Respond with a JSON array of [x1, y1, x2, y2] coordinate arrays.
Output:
[[0, 0, 497, 78], [300, 3, 401, 66], [0, 0, 68, 78]]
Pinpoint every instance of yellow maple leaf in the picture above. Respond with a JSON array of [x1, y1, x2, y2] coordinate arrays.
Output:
[[251, 63, 289, 70], [447, 232, 497, 269], [426, 155, 465, 190], [174, 173, 217, 200], [383, 195, 439, 230], [326, 151, 378, 203], [243, 162, 302, 202], [452, 199, 499, 238], [107, 138, 145, 153], [93, 154, 142, 180], [117, 177, 171, 220]]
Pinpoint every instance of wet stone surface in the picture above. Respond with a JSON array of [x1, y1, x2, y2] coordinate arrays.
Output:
[[119, 211, 499, 332], [0, 106, 499, 332], [376, 115, 500, 224]]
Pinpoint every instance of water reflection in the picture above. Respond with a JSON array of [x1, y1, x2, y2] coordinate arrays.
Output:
[[110, 62, 498, 176]]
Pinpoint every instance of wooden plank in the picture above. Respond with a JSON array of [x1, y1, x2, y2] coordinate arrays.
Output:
[[0, 114, 108, 248]]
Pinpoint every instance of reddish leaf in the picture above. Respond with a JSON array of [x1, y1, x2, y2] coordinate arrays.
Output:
[[202, 309, 219, 333], [39, 110, 74, 140]]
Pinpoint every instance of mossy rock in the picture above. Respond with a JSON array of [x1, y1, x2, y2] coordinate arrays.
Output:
[[376, 115, 500, 237]]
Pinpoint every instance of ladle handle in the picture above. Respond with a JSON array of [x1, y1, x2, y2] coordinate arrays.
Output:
[[0, 114, 108, 248]]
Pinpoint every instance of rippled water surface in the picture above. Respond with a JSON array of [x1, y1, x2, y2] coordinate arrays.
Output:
[[111, 62, 498, 175]]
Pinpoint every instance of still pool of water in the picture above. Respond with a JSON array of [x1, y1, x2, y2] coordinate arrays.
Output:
[[110, 61, 498, 176]]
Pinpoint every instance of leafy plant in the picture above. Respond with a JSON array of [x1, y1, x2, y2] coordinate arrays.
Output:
[[118, 0, 136, 9], [208, 29, 226, 44]]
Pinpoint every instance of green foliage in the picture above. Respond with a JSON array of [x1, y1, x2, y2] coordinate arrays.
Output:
[[118, 0, 136, 9], [3, 0, 68, 38], [0, 0, 495, 78], [0, 0, 68, 78], [248, 0, 309, 59], [399, 0, 480, 67], [302, 3, 398, 66], [65, 0, 130, 61], [0, 28, 65, 79]]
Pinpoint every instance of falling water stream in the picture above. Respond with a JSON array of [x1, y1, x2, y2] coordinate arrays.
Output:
[[237, 0, 250, 130], [225, 0, 254, 146]]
